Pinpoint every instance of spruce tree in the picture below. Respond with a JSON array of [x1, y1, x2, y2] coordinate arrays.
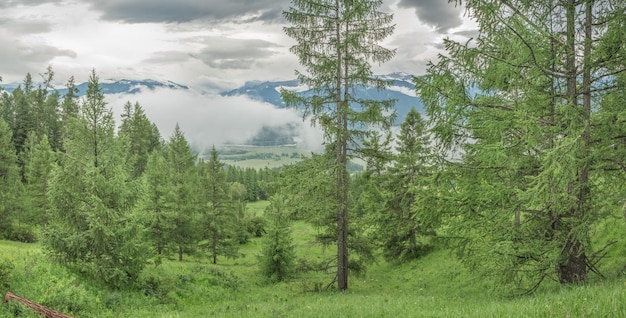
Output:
[[281, 0, 395, 291]]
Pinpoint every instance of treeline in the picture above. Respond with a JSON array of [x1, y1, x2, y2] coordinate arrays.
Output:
[[225, 166, 277, 202], [0, 69, 273, 287]]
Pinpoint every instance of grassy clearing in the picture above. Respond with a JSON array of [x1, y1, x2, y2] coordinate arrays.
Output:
[[1, 201, 625, 317], [214, 146, 306, 169]]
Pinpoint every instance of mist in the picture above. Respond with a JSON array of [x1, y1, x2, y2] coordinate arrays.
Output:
[[105, 88, 324, 153]]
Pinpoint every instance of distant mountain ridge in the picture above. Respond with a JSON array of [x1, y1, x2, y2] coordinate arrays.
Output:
[[221, 72, 423, 124], [0, 78, 189, 96]]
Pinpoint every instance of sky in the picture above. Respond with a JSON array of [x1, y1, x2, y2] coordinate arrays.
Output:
[[0, 0, 477, 151]]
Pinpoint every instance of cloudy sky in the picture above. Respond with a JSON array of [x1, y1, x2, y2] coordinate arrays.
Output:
[[0, 0, 477, 88], [0, 0, 477, 151]]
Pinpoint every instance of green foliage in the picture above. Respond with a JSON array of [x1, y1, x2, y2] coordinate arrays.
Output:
[[22, 133, 56, 227], [244, 215, 267, 237], [0, 258, 13, 288], [281, 0, 396, 291], [141, 149, 175, 257], [258, 195, 296, 282], [44, 70, 149, 288], [119, 101, 162, 179], [416, 0, 626, 292], [0, 118, 23, 238], [164, 124, 200, 261], [366, 108, 437, 261], [198, 147, 241, 264]]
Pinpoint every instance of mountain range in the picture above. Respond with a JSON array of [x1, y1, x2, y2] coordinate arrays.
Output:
[[221, 72, 423, 124], [1, 73, 423, 147], [0, 78, 189, 96]]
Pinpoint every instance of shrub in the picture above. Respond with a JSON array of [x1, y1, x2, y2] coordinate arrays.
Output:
[[7, 226, 38, 243], [0, 259, 14, 288], [245, 216, 267, 237]]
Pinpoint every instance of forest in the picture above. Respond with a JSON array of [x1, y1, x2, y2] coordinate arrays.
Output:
[[1, 0, 626, 317]]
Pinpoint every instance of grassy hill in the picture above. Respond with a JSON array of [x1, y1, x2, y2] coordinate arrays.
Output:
[[1, 201, 625, 317]]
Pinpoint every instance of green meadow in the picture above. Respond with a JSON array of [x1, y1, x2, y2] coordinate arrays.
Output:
[[1, 201, 625, 317]]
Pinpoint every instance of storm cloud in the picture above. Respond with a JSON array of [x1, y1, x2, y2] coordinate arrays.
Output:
[[194, 37, 280, 70], [398, 0, 464, 33], [84, 0, 288, 24]]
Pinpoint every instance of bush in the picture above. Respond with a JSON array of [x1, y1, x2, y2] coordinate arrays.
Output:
[[139, 270, 177, 304], [7, 226, 38, 243], [0, 259, 14, 288], [245, 216, 267, 237], [39, 279, 95, 316]]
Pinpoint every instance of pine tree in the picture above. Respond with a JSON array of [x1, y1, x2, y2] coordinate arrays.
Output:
[[44, 70, 149, 287], [281, 0, 395, 291], [165, 124, 199, 261], [199, 147, 240, 264]]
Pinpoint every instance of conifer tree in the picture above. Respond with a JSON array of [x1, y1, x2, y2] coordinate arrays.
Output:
[[417, 0, 626, 291], [119, 101, 161, 179], [23, 132, 56, 227], [165, 124, 199, 261], [258, 194, 296, 282], [281, 0, 395, 291], [142, 149, 174, 259], [199, 147, 240, 264], [374, 108, 435, 260], [45, 70, 149, 287], [0, 118, 23, 238]]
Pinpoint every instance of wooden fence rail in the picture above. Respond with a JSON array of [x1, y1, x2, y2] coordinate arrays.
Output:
[[3, 291, 73, 318]]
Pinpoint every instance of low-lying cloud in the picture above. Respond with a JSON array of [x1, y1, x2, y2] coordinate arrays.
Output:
[[105, 88, 324, 153]]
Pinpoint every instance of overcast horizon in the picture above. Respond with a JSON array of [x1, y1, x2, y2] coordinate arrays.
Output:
[[1, 0, 477, 90]]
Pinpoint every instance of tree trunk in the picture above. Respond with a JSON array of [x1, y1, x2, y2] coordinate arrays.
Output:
[[557, 0, 590, 284]]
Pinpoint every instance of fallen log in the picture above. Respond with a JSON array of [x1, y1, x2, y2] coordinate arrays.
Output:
[[3, 291, 73, 318]]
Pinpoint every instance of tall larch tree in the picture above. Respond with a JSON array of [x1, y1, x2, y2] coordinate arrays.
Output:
[[45, 70, 149, 287], [281, 0, 396, 291], [165, 124, 199, 261], [417, 0, 626, 292]]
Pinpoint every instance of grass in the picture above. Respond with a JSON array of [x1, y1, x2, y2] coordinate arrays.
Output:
[[214, 146, 306, 169], [1, 201, 625, 317]]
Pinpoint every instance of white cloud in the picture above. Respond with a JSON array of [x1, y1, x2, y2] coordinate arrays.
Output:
[[105, 88, 324, 153]]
